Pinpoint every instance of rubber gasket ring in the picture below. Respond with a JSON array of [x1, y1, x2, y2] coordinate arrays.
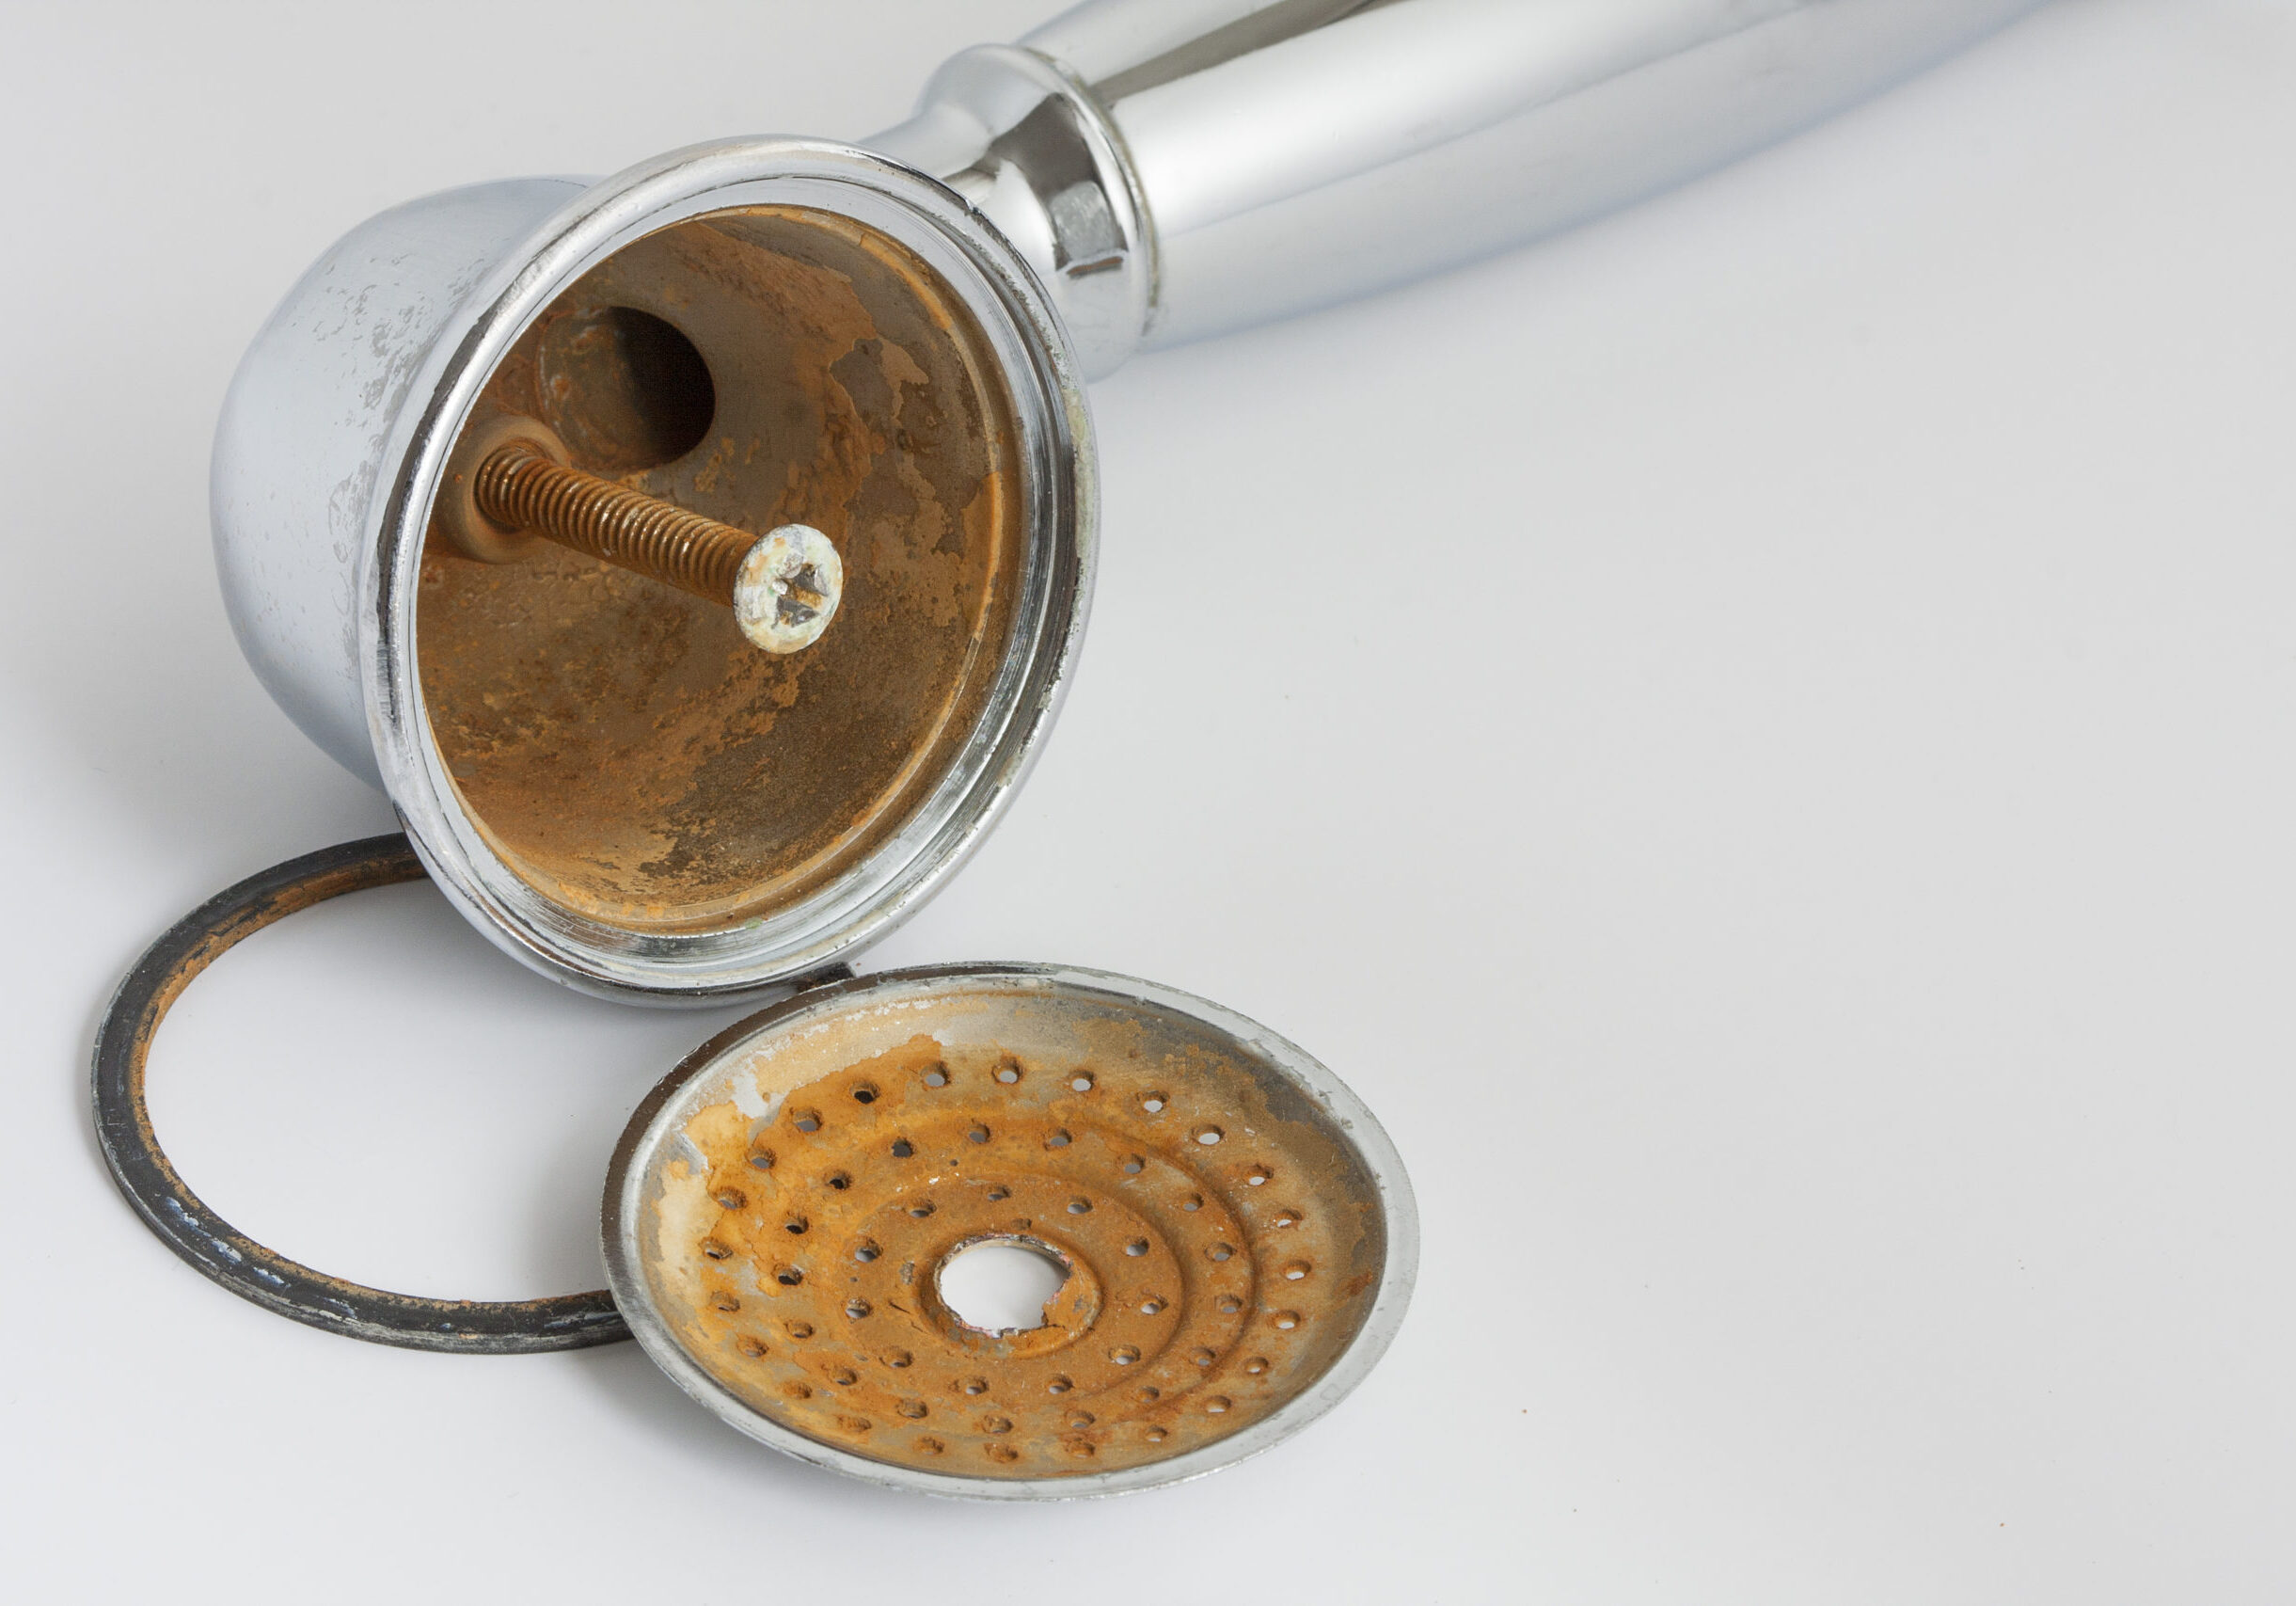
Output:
[[90, 834, 630, 1353]]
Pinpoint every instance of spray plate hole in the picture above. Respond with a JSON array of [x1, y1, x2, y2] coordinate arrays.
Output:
[[936, 1237, 1070, 1335]]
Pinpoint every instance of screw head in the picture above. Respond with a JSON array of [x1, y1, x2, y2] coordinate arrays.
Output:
[[733, 525, 844, 653]]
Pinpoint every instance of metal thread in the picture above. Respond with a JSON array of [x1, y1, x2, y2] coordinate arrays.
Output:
[[475, 442, 753, 604]]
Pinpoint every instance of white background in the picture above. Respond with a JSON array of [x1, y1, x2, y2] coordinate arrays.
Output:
[[3, 2, 2292, 1599]]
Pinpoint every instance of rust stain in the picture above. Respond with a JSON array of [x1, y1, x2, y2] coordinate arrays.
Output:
[[415, 205, 1024, 930], [631, 987, 1388, 1480]]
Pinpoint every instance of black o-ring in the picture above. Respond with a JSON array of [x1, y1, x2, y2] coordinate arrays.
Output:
[[91, 835, 629, 1354]]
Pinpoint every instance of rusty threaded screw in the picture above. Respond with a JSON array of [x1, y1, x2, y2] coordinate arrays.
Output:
[[443, 422, 841, 655]]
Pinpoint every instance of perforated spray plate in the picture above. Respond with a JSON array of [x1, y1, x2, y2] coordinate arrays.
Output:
[[603, 963, 1417, 1499]]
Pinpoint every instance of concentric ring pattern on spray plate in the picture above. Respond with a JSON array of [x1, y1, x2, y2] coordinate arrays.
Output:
[[604, 965, 1417, 1498]]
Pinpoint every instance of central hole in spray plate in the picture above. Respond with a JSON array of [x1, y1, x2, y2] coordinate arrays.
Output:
[[936, 1237, 1071, 1334]]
